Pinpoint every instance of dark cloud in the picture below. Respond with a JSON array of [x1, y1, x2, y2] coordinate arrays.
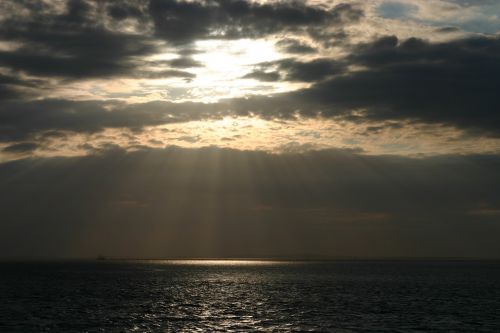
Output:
[[242, 70, 281, 82], [232, 35, 500, 136], [0, 73, 43, 100], [0, 0, 158, 79], [0, 99, 225, 142], [2, 142, 38, 153], [435, 26, 461, 33], [312, 35, 500, 134], [276, 58, 345, 82], [147, 0, 362, 44], [167, 57, 203, 68], [276, 38, 318, 54], [329, 3, 364, 23], [1, 146, 499, 258], [248, 58, 345, 82], [307, 29, 350, 48], [0, 37, 154, 79], [0, 73, 32, 87], [136, 69, 196, 79], [0, 80, 24, 100], [107, 1, 145, 20]]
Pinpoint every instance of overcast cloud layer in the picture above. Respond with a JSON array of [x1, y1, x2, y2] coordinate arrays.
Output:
[[1, 146, 500, 258]]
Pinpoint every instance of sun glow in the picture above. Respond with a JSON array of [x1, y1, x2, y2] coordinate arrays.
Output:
[[184, 38, 296, 102], [195, 39, 280, 73], [147, 259, 291, 266]]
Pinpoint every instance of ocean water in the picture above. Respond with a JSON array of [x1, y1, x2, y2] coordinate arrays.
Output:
[[1, 260, 499, 332]]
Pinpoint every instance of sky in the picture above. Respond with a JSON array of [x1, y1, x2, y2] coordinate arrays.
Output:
[[0, 0, 499, 259]]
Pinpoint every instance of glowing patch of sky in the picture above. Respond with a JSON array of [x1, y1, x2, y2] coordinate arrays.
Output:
[[3, 117, 500, 162], [188, 39, 303, 102]]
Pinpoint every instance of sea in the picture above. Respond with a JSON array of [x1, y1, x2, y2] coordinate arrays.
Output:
[[1, 260, 499, 332]]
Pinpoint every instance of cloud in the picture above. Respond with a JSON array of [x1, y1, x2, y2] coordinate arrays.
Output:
[[435, 26, 460, 33], [0, 78, 25, 100], [2, 142, 38, 153], [232, 35, 500, 136], [315, 35, 500, 134], [0, 1, 498, 145], [167, 57, 203, 68], [106, 0, 145, 20], [0, 146, 499, 258], [136, 69, 196, 79], [147, 0, 363, 44], [0, 99, 226, 142], [0, 73, 43, 100], [0, 34, 156, 79], [242, 70, 281, 82], [1, 34, 499, 145], [0, 0, 363, 86], [0, 1, 159, 79], [177, 135, 201, 143], [247, 58, 345, 82], [275, 38, 318, 54]]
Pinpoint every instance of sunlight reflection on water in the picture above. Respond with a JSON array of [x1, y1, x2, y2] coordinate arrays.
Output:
[[140, 259, 297, 266]]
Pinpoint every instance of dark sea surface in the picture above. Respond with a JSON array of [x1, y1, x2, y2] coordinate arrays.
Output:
[[1, 260, 499, 332]]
